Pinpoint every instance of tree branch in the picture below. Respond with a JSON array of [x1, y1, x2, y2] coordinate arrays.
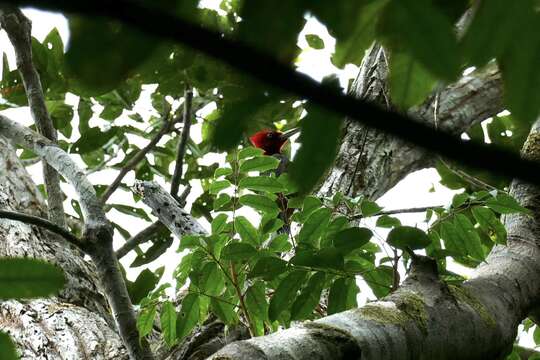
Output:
[[0, 209, 82, 249], [6, 0, 540, 186], [170, 86, 193, 199], [100, 115, 175, 204], [133, 181, 206, 239], [0, 114, 154, 360], [0, 6, 66, 227], [115, 221, 166, 260]]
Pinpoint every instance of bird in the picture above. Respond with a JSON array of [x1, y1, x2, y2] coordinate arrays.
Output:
[[248, 128, 299, 233], [249, 128, 299, 176]]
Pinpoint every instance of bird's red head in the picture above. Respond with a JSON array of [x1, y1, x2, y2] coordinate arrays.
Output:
[[249, 129, 289, 155]]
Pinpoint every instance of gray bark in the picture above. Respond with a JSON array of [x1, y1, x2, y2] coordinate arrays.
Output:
[[0, 115, 153, 359], [0, 7, 66, 227], [318, 45, 503, 200], [0, 136, 127, 359]]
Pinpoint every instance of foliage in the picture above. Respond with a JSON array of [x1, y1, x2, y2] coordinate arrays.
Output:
[[1, 0, 538, 355]]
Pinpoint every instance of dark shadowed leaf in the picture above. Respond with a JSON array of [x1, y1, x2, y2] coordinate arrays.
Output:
[[327, 277, 359, 314], [297, 207, 332, 247], [291, 272, 326, 320], [333, 227, 373, 254], [221, 243, 257, 261], [248, 257, 288, 280], [0, 332, 17, 360], [66, 17, 157, 95], [176, 293, 200, 340], [128, 268, 161, 304], [0, 258, 65, 299], [377, 0, 460, 80], [289, 97, 342, 194], [387, 226, 431, 250], [245, 281, 269, 336], [268, 270, 308, 322]]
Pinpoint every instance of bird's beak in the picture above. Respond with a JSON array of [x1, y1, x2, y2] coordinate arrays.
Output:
[[280, 127, 300, 140]]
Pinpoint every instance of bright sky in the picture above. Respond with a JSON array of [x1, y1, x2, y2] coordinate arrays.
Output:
[[3, 7, 531, 349]]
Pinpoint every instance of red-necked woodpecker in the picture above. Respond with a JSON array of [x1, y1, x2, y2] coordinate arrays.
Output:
[[249, 128, 299, 234]]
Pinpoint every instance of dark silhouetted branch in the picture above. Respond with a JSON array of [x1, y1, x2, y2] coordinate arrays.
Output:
[[7, 0, 540, 186], [0, 209, 82, 249], [170, 86, 193, 199]]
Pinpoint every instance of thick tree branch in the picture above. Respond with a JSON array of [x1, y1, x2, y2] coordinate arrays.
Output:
[[0, 209, 82, 248], [320, 47, 503, 200], [7, 0, 540, 186], [100, 115, 175, 204], [133, 181, 206, 239], [0, 115, 154, 360], [0, 6, 66, 227], [170, 86, 193, 199]]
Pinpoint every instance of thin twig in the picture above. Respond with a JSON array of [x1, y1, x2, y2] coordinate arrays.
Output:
[[115, 221, 166, 259], [351, 205, 443, 220], [100, 116, 175, 204], [0, 209, 82, 249], [0, 7, 66, 227], [170, 86, 193, 199]]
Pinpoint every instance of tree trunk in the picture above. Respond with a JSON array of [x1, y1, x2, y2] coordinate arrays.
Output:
[[0, 136, 128, 359]]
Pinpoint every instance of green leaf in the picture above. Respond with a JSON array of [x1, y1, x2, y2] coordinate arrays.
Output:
[[0, 331, 17, 360], [137, 304, 157, 338], [238, 0, 305, 62], [333, 227, 373, 255], [211, 297, 238, 325], [305, 34, 325, 49], [289, 100, 342, 194], [160, 301, 177, 347], [472, 206, 507, 245], [130, 235, 173, 268], [268, 233, 292, 252], [72, 127, 118, 154], [234, 216, 260, 245], [209, 179, 232, 195], [199, 262, 225, 296], [238, 147, 265, 159], [461, 0, 532, 67], [176, 293, 200, 340], [178, 235, 202, 251], [499, 10, 540, 124], [440, 222, 467, 256], [212, 213, 229, 235], [268, 270, 308, 322], [245, 281, 269, 336], [48, 101, 74, 138], [388, 51, 437, 109], [213, 193, 232, 211], [239, 194, 280, 215], [111, 204, 151, 221], [0, 258, 65, 299], [376, 215, 401, 228], [128, 268, 160, 304], [453, 214, 485, 261], [360, 199, 382, 216], [327, 277, 359, 315], [248, 257, 288, 280], [291, 272, 326, 320], [377, 0, 460, 80], [221, 243, 257, 261], [240, 156, 280, 173], [297, 207, 332, 247], [363, 265, 393, 298], [239, 176, 285, 193], [66, 17, 156, 95], [387, 226, 431, 250], [212, 92, 273, 151], [214, 167, 233, 178], [486, 193, 531, 215]]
